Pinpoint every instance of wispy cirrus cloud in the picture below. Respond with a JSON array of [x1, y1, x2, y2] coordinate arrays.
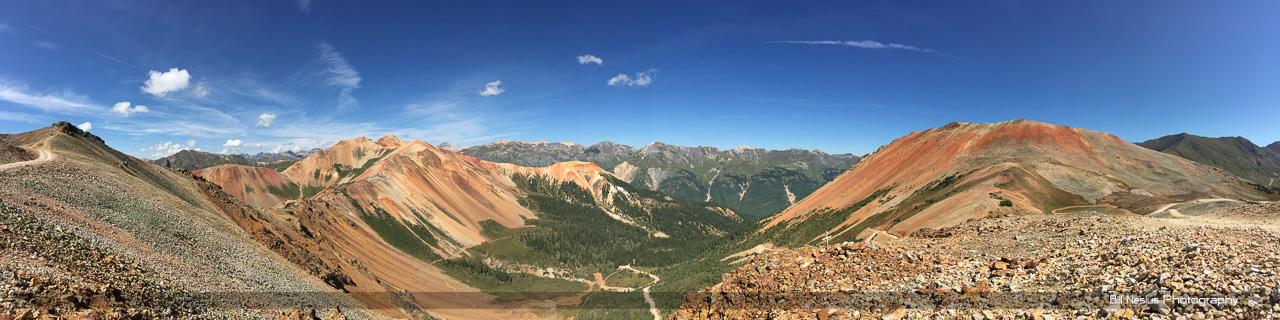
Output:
[[766, 40, 971, 61], [103, 104, 241, 137], [0, 110, 46, 124], [88, 49, 136, 68], [0, 79, 103, 114], [296, 0, 312, 14], [317, 41, 361, 111], [399, 80, 529, 145], [34, 41, 59, 50], [11, 18, 53, 35]]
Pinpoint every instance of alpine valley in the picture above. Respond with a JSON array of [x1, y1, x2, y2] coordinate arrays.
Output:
[[6, 2, 1280, 319], [5, 119, 1279, 319]]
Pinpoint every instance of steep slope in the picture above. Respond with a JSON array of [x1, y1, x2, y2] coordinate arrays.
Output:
[[186, 134, 744, 317], [0, 122, 376, 318], [192, 164, 297, 207], [0, 137, 37, 165], [336, 140, 541, 255], [1269, 141, 1280, 154], [646, 120, 1277, 314], [456, 140, 637, 169], [1138, 133, 1280, 185], [149, 149, 257, 170], [287, 137, 741, 258], [761, 119, 1268, 245], [280, 136, 393, 193]]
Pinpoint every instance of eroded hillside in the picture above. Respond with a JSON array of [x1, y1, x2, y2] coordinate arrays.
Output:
[[762, 119, 1268, 246]]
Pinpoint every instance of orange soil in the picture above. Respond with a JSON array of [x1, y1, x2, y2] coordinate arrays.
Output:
[[193, 164, 294, 207], [764, 119, 1261, 241]]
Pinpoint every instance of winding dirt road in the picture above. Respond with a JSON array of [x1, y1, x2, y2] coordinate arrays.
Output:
[[0, 148, 55, 171], [1148, 198, 1241, 215], [618, 265, 661, 320], [1050, 204, 1133, 215]]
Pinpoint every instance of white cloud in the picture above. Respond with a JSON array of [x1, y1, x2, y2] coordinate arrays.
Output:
[[0, 22, 13, 33], [110, 101, 149, 117], [77, 122, 91, 131], [141, 140, 199, 158], [297, 0, 311, 13], [478, 80, 505, 96], [221, 139, 244, 154], [576, 54, 603, 65], [141, 68, 192, 96], [191, 81, 209, 97], [607, 69, 657, 87], [318, 41, 361, 111], [0, 80, 102, 113], [765, 40, 970, 61], [255, 113, 276, 127], [34, 41, 58, 50]]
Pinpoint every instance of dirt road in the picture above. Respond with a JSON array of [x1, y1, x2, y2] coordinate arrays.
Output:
[[1050, 204, 1134, 215], [1148, 198, 1241, 215], [0, 148, 55, 171], [618, 265, 661, 320]]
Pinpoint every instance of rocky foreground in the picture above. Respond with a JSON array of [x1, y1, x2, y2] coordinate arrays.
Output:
[[675, 203, 1280, 320]]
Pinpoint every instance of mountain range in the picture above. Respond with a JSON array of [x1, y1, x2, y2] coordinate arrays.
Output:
[[4, 119, 1279, 319], [456, 140, 859, 220], [149, 148, 321, 171]]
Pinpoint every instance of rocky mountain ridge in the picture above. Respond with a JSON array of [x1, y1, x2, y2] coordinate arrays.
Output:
[[458, 139, 859, 220]]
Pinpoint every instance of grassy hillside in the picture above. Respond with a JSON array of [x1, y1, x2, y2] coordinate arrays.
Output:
[[418, 173, 742, 319], [457, 174, 742, 272], [1139, 133, 1280, 184]]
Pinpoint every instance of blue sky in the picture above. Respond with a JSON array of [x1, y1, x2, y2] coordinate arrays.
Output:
[[2, 1, 1279, 158]]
